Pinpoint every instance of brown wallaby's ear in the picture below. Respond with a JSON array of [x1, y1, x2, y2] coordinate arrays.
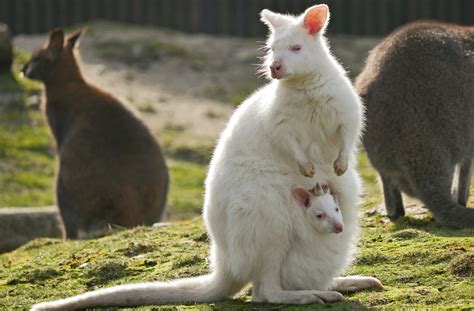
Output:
[[67, 29, 83, 48], [48, 29, 64, 51]]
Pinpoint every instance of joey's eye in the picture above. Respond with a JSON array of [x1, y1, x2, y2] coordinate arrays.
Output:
[[316, 213, 324, 219], [290, 45, 302, 52], [335, 207, 339, 212]]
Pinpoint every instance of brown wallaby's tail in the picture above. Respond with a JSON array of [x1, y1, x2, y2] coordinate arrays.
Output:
[[31, 271, 243, 310]]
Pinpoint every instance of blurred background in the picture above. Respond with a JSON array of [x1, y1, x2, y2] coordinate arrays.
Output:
[[1, 0, 473, 36]]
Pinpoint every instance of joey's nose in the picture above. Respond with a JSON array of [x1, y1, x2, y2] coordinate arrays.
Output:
[[333, 222, 343, 233], [270, 61, 283, 79]]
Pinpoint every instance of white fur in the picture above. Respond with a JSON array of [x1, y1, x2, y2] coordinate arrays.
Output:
[[298, 189, 344, 234], [31, 5, 378, 310]]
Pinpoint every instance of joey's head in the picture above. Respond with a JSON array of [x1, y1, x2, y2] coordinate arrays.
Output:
[[259, 4, 330, 81], [21, 28, 83, 83], [292, 183, 343, 234]]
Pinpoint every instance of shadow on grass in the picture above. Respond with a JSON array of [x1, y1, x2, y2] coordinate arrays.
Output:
[[209, 297, 371, 311], [391, 216, 474, 237]]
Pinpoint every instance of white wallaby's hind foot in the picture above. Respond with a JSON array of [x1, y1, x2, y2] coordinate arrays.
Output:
[[331, 276, 383, 293], [252, 289, 345, 305]]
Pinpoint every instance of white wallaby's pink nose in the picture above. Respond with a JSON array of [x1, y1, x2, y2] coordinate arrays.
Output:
[[270, 61, 283, 79], [333, 222, 343, 233]]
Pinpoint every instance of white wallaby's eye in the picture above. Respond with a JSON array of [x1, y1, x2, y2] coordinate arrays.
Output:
[[335, 207, 339, 212], [316, 212, 324, 219], [290, 45, 302, 52]]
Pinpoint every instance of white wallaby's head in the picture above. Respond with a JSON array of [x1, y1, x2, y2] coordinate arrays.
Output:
[[259, 4, 330, 80], [292, 182, 343, 234]]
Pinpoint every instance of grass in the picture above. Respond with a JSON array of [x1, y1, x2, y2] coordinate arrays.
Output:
[[0, 104, 56, 207], [0, 48, 55, 207], [0, 145, 472, 309]]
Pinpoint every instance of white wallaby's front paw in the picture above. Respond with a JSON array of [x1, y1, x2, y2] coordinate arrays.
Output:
[[333, 157, 348, 176], [299, 161, 315, 178]]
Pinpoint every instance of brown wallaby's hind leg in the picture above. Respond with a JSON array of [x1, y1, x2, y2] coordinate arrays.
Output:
[[456, 158, 472, 207], [380, 175, 405, 219], [414, 164, 474, 228], [56, 177, 79, 239]]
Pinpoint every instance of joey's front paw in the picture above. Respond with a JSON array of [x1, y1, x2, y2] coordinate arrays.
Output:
[[333, 157, 348, 176], [299, 162, 315, 178]]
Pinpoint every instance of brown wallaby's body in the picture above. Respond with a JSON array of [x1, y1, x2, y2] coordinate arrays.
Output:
[[356, 21, 474, 228], [22, 29, 168, 238]]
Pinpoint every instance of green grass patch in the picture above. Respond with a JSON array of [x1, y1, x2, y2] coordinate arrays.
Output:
[[0, 48, 55, 207], [0, 103, 56, 207], [167, 160, 206, 220]]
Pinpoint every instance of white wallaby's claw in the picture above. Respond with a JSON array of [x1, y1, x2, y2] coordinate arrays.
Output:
[[333, 157, 348, 176], [299, 161, 315, 178]]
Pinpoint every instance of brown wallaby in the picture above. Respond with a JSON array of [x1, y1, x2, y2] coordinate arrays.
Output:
[[21, 29, 169, 238], [356, 21, 473, 228]]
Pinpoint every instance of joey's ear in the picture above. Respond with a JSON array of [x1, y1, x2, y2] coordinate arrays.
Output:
[[313, 183, 324, 196], [292, 187, 312, 209], [302, 4, 330, 36], [48, 29, 64, 51], [67, 29, 84, 48], [321, 184, 329, 194], [260, 9, 292, 31]]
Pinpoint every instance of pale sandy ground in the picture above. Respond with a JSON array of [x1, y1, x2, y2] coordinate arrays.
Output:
[[14, 23, 379, 147]]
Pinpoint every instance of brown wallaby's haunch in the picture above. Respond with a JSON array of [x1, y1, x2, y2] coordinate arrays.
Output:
[[356, 21, 474, 228], [21, 29, 169, 238]]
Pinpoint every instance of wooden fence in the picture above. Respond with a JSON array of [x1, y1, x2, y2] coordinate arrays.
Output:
[[1, 0, 473, 37]]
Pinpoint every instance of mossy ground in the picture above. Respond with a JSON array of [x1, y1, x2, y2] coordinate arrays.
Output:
[[1, 40, 473, 311]]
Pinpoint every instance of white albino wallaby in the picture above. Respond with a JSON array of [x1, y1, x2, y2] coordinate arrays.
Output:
[[31, 4, 381, 310], [294, 182, 344, 234]]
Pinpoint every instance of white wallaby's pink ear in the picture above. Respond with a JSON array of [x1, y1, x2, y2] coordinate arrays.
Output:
[[292, 187, 312, 209], [260, 9, 292, 31], [303, 4, 330, 36]]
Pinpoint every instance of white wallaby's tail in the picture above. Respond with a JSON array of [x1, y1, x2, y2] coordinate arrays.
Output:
[[31, 271, 242, 310]]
